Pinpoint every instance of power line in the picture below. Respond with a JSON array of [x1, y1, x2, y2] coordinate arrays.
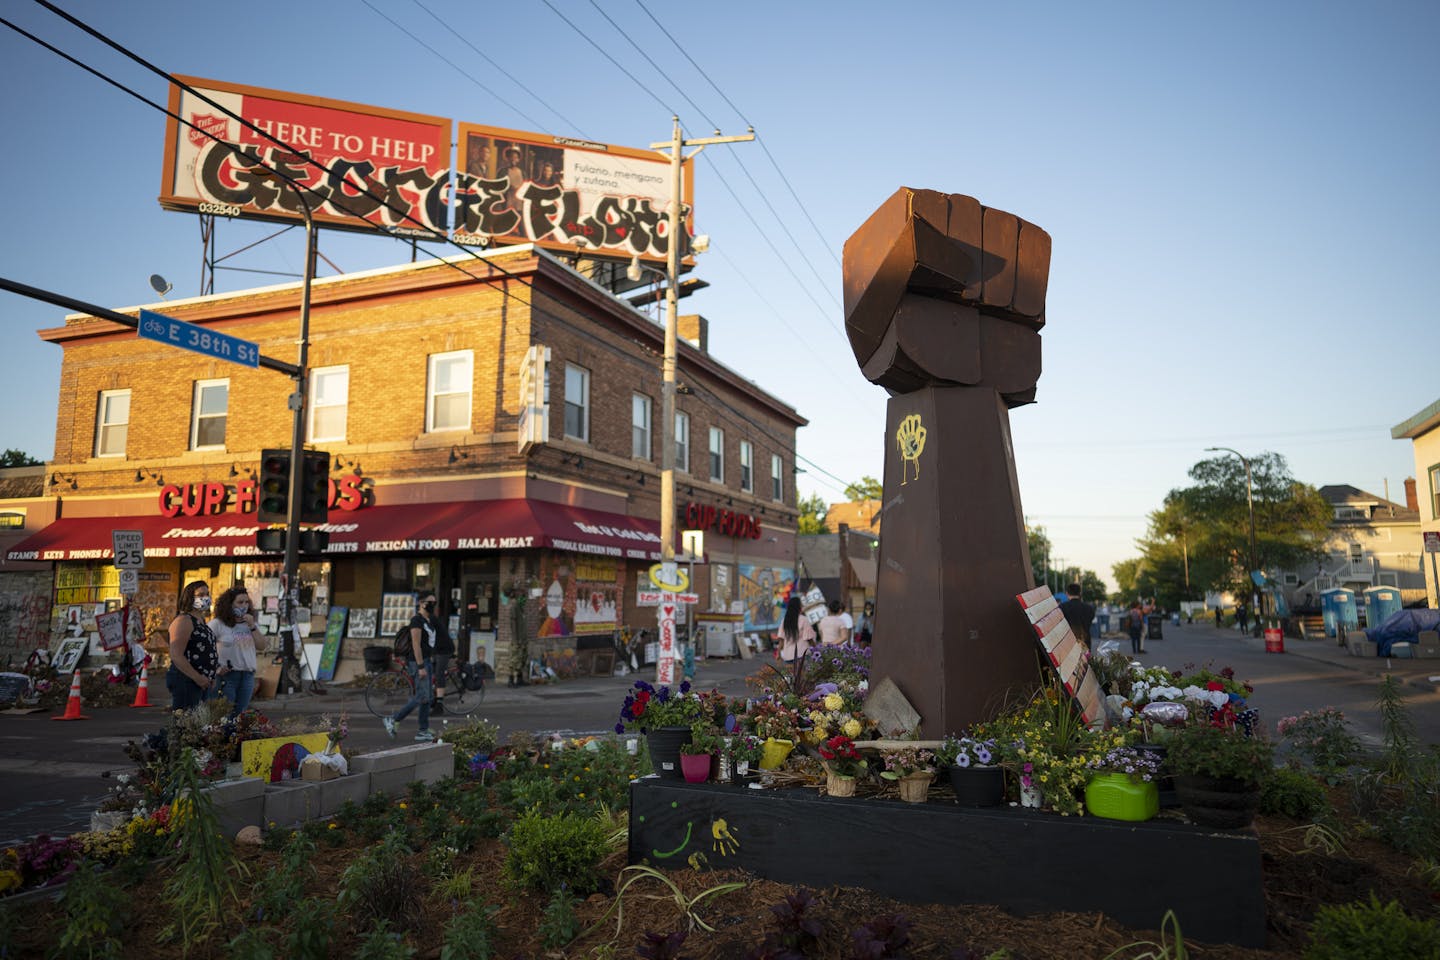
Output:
[[537, 0, 674, 116], [586, 0, 718, 131]]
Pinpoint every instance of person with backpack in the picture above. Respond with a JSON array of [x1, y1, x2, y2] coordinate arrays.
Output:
[[1126, 601, 1146, 656], [383, 593, 438, 742]]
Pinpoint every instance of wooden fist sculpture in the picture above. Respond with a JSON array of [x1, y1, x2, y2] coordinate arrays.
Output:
[[842, 188, 1051, 404]]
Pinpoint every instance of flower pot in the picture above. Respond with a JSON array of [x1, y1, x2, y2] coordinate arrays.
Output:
[[1085, 773, 1160, 822], [897, 772, 933, 803], [1019, 781, 1043, 809], [645, 726, 693, 779], [758, 737, 794, 770], [1174, 774, 1261, 829], [826, 772, 857, 797], [680, 752, 712, 783], [947, 764, 1005, 807]]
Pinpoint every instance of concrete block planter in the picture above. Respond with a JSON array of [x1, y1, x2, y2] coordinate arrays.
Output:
[[314, 772, 372, 817], [262, 780, 320, 827], [203, 776, 267, 836]]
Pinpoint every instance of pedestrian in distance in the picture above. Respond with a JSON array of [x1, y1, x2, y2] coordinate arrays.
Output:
[[383, 593, 438, 742], [1126, 601, 1146, 656], [166, 580, 218, 710], [431, 599, 455, 715], [816, 599, 851, 646], [1060, 582, 1096, 643], [209, 586, 260, 717], [773, 596, 815, 663], [854, 600, 875, 647], [1236, 603, 1250, 634]]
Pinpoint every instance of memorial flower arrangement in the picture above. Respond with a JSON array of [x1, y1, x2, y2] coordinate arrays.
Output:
[[937, 736, 999, 768], [615, 680, 703, 733], [1166, 709, 1275, 781], [801, 683, 869, 745], [879, 746, 935, 780], [728, 734, 764, 771], [985, 684, 1094, 816], [1084, 744, 1163, 782], [817, 735, 867, 778], [806, 642, 872, 688], [743, 699, 802, 743]]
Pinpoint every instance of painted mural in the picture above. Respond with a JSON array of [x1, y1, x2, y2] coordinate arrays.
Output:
[[736, 564, 794, 633]]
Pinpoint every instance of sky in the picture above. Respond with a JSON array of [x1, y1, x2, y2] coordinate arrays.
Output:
[[1, 0, 1437, 591]]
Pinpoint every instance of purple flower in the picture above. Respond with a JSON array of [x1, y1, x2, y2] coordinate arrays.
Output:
[[975, 746, 992, 765], [956, 753, 970, 768], [679, 680, 691, 694], [614, 723, 625, 734]]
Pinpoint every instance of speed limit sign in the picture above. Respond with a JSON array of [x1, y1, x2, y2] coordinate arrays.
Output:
[[112, 530, 145, 569]]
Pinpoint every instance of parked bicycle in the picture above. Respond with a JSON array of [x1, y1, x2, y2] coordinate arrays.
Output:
[[363, 653, 485, 718]]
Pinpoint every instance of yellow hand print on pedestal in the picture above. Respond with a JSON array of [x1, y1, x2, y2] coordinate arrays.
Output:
[[711, 817, 740, 856], [896, 414, 927, 485]]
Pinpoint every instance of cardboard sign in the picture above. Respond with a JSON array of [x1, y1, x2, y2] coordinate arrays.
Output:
[[317, 607, 347, 682], [239, 733, 331, 781], [95, 610, 127, 651]]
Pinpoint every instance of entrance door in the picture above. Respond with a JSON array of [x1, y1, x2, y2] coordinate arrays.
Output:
[[460, 573, 499, 668]]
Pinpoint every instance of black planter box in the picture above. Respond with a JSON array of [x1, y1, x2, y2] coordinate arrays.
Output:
[[629, 777, 1266, 948]]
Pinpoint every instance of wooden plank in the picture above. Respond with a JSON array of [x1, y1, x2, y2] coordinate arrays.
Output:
[[1057, 642, 1083, 687], [1015, 585, 1052, 610], [1021, 594, 1059, 624], [1045, 630, 1076, 666], [1033, 606, 1066, 640]]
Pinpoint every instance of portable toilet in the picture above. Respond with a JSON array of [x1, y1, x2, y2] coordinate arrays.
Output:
[[1320, 588, 1357, 637], [1363, 586, 1402, 633]]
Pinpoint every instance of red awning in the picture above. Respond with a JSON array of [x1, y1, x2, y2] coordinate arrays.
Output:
[[4, 499, 664, 562]]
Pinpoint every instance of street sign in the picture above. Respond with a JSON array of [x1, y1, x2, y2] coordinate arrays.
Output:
[[111, 530, 145, 569], [1425, 531, 1440, 553], [118, 569, 139, 595], [637, 589, 699, 607], [138, 308, 259, 368]]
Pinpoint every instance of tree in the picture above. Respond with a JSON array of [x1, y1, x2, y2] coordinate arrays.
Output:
[[1027, 524, 1106, 598], [843, 476, 883, 501], [0, 449, 40, 467], [1128, 451, 1330, 608], [796, 493, 830, 534]]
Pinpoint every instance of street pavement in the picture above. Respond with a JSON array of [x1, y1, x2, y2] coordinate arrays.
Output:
[[1, 630, 1435, 847]]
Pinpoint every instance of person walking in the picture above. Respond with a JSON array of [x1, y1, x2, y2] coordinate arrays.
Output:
[[431, 599, 455, 715], [209, 586, 259, 717], [772, 596, 815, 663], [1126, 601, 1146, 656], [1236, 603, 1250, 634], [854, 601, 875, 646], [816, 599, 851, 646], [383, 593, 438, 742], [1060, 582, 1096, 643], [166, 580, 218, 710]]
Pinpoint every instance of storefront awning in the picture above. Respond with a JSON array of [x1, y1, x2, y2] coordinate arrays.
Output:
[[3, 499, 666, 562]]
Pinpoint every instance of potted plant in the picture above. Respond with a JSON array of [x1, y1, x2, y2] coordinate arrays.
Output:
[[679, 724, 721, 783], [1166, 709, 1274, 829], [816, 735, 867, 797], [616, 680, 704, 779], [744, 699, 801, 769], [937, 735, 1005, 807], [728, 734, 763, 783], [1083, 744, 1163, 821], [880, 746, 936, 803]]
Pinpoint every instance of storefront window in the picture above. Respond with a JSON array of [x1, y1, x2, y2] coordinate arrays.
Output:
[[384, 557, 438, 594]]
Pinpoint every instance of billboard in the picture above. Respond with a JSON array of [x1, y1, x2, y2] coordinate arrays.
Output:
[[454, 122, 694, 263], [160, 76, 451, 238]]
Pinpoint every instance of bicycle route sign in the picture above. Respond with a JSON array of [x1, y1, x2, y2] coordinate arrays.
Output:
[[138, 308, 259, 368]]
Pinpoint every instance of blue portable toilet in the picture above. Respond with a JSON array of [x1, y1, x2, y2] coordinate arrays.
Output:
[[1363, 586, 1402, 632], [1321, 588, 1357, 637]]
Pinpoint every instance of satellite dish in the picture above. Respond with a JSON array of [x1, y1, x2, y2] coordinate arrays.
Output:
[[148, 274, 172, 298]]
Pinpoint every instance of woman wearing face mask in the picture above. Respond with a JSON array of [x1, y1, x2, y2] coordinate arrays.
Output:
[[167, 580, 219, 710], [210, 586, 259, 716]]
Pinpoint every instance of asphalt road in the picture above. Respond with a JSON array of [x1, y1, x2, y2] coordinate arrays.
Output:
[[2, 631, 1435, 847]]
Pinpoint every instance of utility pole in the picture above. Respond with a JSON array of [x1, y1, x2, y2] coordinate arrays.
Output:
[[647, 118, 752, 684]]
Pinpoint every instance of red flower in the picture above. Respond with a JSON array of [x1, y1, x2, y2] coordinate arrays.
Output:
[[1206, 681, 1224, 691]]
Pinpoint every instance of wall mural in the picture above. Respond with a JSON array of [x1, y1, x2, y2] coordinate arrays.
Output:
[[536, 554, 622, 638], [736, 564, 794, 634]]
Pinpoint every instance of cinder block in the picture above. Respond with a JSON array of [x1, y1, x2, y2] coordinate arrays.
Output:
[[203, 777, 267, 836], [262, 780, 319, 826], [368, 767, 413, 798], [350, 745, 421, 774], [314, 772, 372, 817]]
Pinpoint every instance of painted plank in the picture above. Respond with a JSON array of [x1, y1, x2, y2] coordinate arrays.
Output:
[[1033, 606, 1066, 640], [1015, 585, 1052, 610], [1046, 631, 1076, 667], [1057, 642, 1084, 687]]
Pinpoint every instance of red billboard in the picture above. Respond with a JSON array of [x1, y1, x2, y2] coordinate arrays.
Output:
[[160, 76, 451, 237], [454, 122, 695, 264]]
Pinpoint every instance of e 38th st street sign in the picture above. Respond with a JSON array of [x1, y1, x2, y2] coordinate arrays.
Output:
[[138, 308, 259, 368]]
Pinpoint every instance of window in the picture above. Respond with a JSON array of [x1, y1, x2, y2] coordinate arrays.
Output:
[[189, 379, 229, 449], [675, 412, 690, 473], [308, 366, 349, 442], [1283, 573, 1299, 586], [739, 441, 753, 492], [1378, 572, 1399, 587], [772, 454, 783, 501], [1335, 507, 1365, 520], [1349, 543, 1365, 564], [709, 427, 725, 483], [1430, 464, 1440, 519], [632, 394, 651, 460], [427, 350, 473, 432], [95, 389, 130, 457], [564, 364, 590, 441]]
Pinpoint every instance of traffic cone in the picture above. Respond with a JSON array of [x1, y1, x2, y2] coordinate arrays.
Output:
[[130, 663, 154, 708], [52, 671, 90, 721]]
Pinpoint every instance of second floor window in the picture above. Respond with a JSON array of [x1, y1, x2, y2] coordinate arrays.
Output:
[[1431, 465, 1440, 519], [95, 389, 130, 457], [632, 394, 651, 460], [675, 411, 690, 473], [427, 350, 473, 432], [564, 364, 590, 441], [772, 454, 783, 501], [308, 365, 349, 442], [709, 426, 724, 483], [740, 441, 753, 492], [190, 379, 229, 449]]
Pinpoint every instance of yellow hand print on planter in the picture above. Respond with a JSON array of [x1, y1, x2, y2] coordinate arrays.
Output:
[[711, 817, 740, 856], [896, 414, 927, 485]]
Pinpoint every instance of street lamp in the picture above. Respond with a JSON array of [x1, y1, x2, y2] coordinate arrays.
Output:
[[1205, 446, 1261, 637]]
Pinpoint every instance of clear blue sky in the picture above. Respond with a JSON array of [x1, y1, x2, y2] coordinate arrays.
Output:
[[2, 1, 1436, 591]]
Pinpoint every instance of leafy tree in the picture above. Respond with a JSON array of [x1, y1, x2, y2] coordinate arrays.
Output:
[[796, 493, 830, 534], [1128, 451, 1329, 608], [0, 449, 40, 467], [1027, 524, 1106, 598], [843, 476, 883, 501]]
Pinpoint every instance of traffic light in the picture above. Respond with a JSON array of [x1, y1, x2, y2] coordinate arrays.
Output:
[[257, 449, 291, 524], [299, 450, 330, 524], [256, 528, 285, 553]]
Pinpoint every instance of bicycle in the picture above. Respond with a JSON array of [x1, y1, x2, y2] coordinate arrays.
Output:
[[363, 653, 485, 718]]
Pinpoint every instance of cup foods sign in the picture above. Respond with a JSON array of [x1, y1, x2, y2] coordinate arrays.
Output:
[[161, 78, 694, 262]]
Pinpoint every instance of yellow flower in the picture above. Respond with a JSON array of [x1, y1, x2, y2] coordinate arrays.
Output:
[[809, 710, 826, 725], [398, 802, 408, 810], [578, 792, 586, 799], [823, 694, 844, 712], [842, 719, 862, 738], [573, 775, 581, 782], [328, 823, 338, 830], [543, 763, 550, 769]]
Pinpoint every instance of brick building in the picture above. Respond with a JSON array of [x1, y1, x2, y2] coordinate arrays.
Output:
[[5, 245, 805, 682]]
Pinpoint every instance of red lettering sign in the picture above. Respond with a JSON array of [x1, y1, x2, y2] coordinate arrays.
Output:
[[158, 474, 367, 517], [682, 501, 761, 540]]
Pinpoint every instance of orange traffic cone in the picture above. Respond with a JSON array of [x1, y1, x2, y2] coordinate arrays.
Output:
[[52, 671, 90, 721], [130, 663, 154, 708]]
